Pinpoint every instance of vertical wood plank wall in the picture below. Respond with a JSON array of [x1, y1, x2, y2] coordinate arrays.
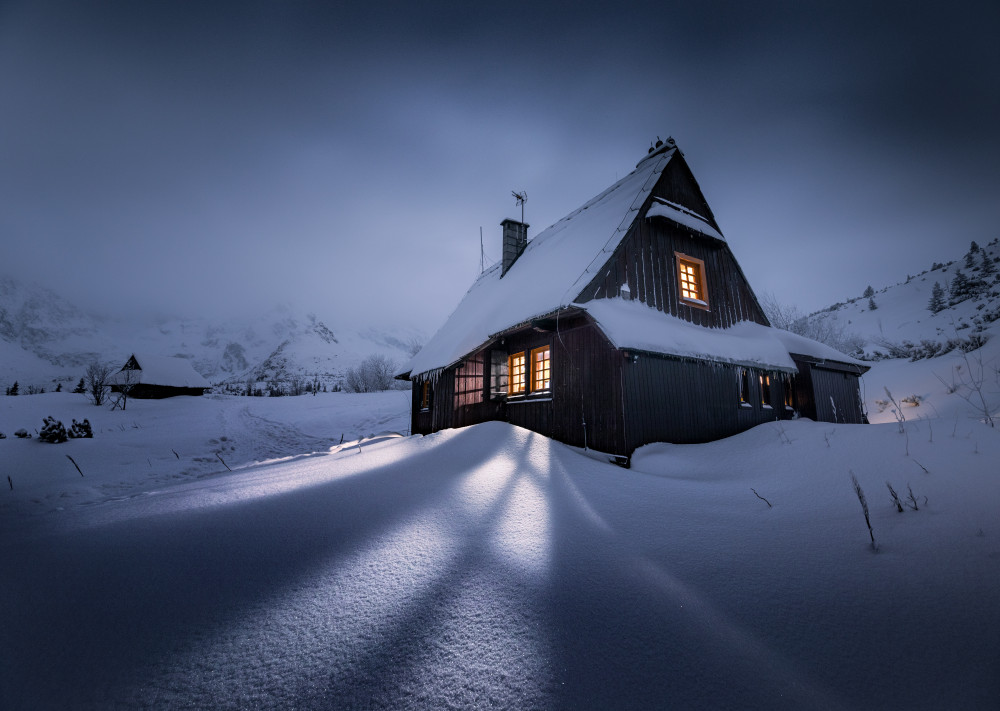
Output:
[[622, 356, 795, 446], [577, 220, 767, 330], [808, 367, 867, 424]]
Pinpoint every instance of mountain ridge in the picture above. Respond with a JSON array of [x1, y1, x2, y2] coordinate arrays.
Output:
[[0, 276, 422, 391]]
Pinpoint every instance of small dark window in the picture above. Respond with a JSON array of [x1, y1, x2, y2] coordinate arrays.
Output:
[[783, 374, 795, 409], [759, 373, 773, 408], [490, 351, 508, 398], [738, 368, 751, 406]]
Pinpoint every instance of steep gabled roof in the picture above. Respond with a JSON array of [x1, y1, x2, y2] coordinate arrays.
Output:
[[403, 147, 676, 377], [109, 353, 210, 388], [402, 141, 863, 380]]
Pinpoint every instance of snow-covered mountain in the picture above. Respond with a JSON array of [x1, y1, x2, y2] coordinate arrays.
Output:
[[0, 276, 422, 391]]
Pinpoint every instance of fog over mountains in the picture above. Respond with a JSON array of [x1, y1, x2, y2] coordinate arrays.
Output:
[[0, 276, 422, 391], [4, 232, 998, 403]]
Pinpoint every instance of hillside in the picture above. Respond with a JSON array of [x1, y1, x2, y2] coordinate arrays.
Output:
[[0, 276, 422, 392], [770, 238, 1000, 426]]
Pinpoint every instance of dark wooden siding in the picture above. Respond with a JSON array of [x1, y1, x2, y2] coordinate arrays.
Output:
[[622, 356, 793, 447], [790, 362, 816, 421], [410, 327, 866, 456], [650, 151, 719, 227], [788, 358, 866, 425], [125, 384, 207, 399], [576, 220, 767, 329], [410, 320, 627, 455], [496, 321, 626, 455], [575, 148, 766, 329], [411, 379, 434, 435], [809, 367, 866, 424]]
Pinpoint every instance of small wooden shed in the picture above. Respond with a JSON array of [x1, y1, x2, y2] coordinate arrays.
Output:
[[109, 353, 211, 399]]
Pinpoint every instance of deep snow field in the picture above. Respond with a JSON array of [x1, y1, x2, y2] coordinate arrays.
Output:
[[2, 391, 998, 709]]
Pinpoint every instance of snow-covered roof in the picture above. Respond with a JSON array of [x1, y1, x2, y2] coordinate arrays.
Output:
[[646, 198, 725, 242], [402, 149, 675, 377], [580, 298, 798, 372], [109, 353, 211, 388], [769, 328, 866, 368]]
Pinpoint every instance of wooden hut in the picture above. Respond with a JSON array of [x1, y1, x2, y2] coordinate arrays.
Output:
[[397, 138, 868, 460], [109, 353, 211, 399]]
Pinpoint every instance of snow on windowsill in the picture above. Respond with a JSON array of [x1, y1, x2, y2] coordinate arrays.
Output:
[[508, 395, 552, 404]]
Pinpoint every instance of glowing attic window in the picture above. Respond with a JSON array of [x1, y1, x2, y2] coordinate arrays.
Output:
[[508, 352, 526, 395], [676, 252, 709, 309]]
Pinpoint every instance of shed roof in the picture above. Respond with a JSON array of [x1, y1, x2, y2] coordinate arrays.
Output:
[[579, 298, 867, 372], [580, 298, 797, 372]]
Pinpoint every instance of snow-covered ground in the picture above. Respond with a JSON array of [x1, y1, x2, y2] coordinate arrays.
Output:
[[2, 392, 997, 709]]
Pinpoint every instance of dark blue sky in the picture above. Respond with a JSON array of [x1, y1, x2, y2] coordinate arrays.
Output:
[[2, 1, 998, 332]]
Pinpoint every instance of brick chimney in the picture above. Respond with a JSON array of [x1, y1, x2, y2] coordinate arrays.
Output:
[[501, 219, 529, 277]]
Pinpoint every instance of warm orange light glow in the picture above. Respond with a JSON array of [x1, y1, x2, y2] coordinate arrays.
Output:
[[531, 346, 551, 391], [739, 368, 750, 404], [509, 352, 526, 394], [675, 252, 708, 309], [420, 381, 431, 410], [679, 261, 701, 300], [759, 374, 772, 408]]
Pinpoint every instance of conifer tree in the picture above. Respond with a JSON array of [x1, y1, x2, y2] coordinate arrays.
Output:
[[928, 281, 945, 313], [7, 381, 18, 396], [72, 377, 86, 394], [982, 251, 996, 277], [949, 271, 970, 302], [965, 251, 976, 269], [867, 296, 877, 310], [863, 285, 875, 298]]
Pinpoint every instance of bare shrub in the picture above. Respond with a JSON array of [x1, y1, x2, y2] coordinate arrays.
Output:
[[344, 354, 397, 393], [850, 471, 878, 551], [85, 361, 113, 406], [760, 292, 865, 355]]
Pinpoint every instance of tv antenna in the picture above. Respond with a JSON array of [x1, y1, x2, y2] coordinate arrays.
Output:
[[512, 190, 527, 224]]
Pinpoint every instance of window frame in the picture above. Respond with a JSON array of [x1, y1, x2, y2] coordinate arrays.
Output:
[[419, 381, 432, 411], [759, 373, 773, 409], [675, 251, 710, 310], [738, 368, 752, 407], [508, 352, 526, 395], [530, 345, 551, 392], [783, 373, 795, 410]]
